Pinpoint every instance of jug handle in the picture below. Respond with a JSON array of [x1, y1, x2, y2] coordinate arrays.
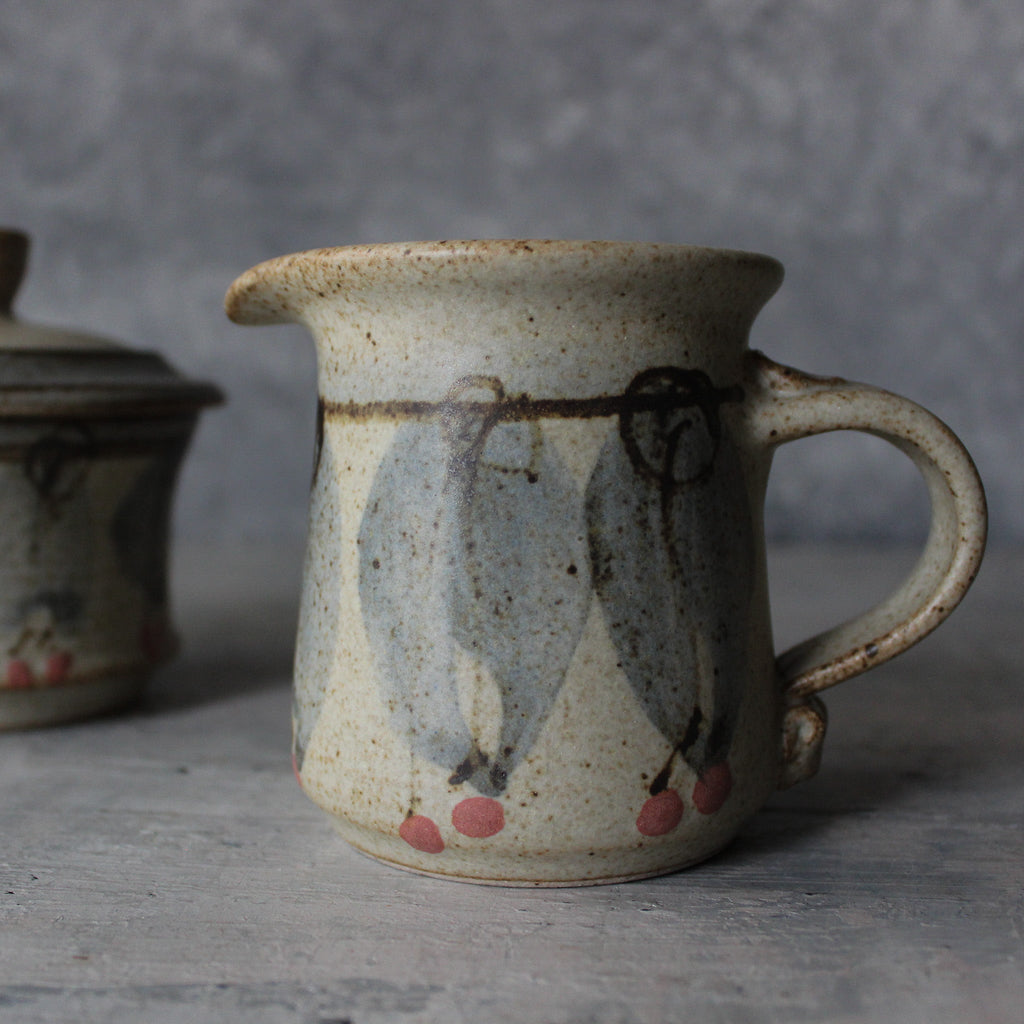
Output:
[[744, 350, 987, 703]]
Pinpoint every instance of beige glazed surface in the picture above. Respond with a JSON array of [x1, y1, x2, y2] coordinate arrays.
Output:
[[226, 240, 986, 885]]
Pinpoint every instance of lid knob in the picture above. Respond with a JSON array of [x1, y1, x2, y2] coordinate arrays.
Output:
[[0, 229, 29, 317]]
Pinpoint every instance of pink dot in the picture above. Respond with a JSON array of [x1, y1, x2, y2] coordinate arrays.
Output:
[[291, 751, 303, 788], [692, 762, 733, 815], [636, 789, 684, 836], [451, 797, 505, 838], [399, 814, 445, 854], [6, 660, 34, 689], [45, 652, 73, 685]]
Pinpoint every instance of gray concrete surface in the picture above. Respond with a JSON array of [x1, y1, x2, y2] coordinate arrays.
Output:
[[0, 542, 1020, 1023]]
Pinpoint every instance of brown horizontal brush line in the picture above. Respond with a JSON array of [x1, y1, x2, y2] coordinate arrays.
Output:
[[323, 386, 744, 422]]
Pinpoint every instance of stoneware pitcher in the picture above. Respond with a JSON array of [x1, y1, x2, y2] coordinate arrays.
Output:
[[225, 240, 986, 886]]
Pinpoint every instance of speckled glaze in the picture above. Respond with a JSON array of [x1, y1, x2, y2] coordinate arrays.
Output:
[[0, 229, 222, 728], [226, 240, 986, 885]]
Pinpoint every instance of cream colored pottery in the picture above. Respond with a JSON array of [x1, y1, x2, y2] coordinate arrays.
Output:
[[0, 229, 223, 728], [225, 240, 986, 885]]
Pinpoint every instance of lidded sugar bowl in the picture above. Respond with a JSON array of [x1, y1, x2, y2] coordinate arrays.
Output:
[[0, 228, 222, 727]]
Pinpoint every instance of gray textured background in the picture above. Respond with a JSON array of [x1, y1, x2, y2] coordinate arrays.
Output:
[[2, 1, 1021, 545]]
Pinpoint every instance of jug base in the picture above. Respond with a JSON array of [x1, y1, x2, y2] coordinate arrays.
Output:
[[332, 819, 734, 887]]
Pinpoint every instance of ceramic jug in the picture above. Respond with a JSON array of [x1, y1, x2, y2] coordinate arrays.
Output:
[[226, 240, 986, 885]]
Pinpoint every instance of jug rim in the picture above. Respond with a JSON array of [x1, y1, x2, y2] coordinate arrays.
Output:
[[225, 239, 784, 326]]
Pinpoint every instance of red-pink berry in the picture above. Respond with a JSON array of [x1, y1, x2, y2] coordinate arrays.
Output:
[[451, 797, 505, 838], [399, 814, 445, 853], [6, 660, 33, 689], [45, 652, 73, 685], [636, 789, 685, 836], [692, 762, 733, 815]]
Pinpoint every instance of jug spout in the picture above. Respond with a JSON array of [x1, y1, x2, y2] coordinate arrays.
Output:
[[224, 255, 314, 327]]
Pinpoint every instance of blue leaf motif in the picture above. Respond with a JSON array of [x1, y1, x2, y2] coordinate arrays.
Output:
[[586, 368, 754, 784], [358, 377, 591, 795]]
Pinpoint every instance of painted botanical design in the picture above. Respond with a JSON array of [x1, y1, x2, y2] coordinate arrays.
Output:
[[2, 424, 94, 690], [358, 377, 592, 849], [110, 437, 188, 664], [292, 401, 342, 775], [353, 368, 751, 853], [2, 425, 184, 692], [586, 368, 754, 835]]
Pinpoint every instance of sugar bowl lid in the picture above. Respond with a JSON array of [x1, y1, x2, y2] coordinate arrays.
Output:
[[0, 228, 223, 417]]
